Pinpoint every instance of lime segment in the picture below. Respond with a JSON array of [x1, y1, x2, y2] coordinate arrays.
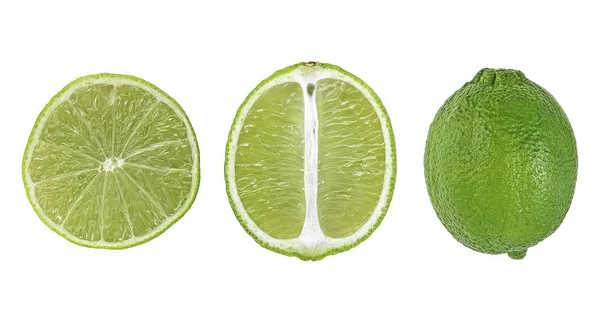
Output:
[[316, 78, 386, 238], [234, 82, 306, 239]]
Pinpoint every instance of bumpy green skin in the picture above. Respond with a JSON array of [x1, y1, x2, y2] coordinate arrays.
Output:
[[424, 68, 577, 259]]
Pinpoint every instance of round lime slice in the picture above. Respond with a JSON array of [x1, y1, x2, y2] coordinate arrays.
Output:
[[23, 74, 200, 249], [225, 62, 396, 260]]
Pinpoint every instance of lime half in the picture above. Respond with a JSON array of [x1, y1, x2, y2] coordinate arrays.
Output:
[[23, 74, 200, 249], [226, 62, 396, 260]]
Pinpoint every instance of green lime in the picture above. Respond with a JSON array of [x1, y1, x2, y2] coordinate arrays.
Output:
[[225, 62, 396, 260], [23, 74, 200, 249], [424, 68, 577, 259]]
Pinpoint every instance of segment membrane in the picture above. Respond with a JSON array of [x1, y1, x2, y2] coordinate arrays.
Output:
[[235, 82, 306, 239], [61, 173, 105, 241], [124, 166, 192, 218], [112, 85, 158, 157], [316, 78, 386, 238], [102, 173, 134, 242], [68, 84, 114, 157], [117, 171, 169, 237], [126, 139, 192, 170], [119, 100, 188, 158], [29, 140, 99, 183], [34, 170, 101, 225], [38, 100, 105, 162]]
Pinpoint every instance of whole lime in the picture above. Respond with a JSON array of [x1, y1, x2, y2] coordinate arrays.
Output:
[[424, 68, 577, 259]]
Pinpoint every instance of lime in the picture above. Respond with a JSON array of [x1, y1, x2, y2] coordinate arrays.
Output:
[[225, 62, 396, 260], [23, 74, 200, 249], [424, 68, 577, 259]]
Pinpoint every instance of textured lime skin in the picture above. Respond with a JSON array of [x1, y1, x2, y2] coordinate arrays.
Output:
[[424, 68, 577, 259]]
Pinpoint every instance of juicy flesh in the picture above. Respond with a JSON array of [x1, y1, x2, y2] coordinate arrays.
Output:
[[235, 78, 385, 240], [316, 79, 385, 238], [235, 83, 306, 239], [28, 83, 194, 243]]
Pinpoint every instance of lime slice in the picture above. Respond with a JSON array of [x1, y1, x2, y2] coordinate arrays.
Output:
[[23, 74, 200, 249], [225, 62, 396, 260]]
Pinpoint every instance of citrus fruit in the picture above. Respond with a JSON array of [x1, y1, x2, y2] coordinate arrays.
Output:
[[424, 68, 577, 259], [23, 73, 200, 249], [225, 62, 396, 260]]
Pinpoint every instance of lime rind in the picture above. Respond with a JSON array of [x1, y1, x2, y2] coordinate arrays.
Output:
[[225, 62, 396, 260], [23, 73, 200, 249]]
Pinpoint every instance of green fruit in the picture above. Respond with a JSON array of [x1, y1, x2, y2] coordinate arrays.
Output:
[[23, 74, 200, 249], [225, 62, 396, 260], [424, 68, 577, 259]]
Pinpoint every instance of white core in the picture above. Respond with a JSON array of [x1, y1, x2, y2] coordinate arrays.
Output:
[[101, 157, 125, 172], [298, 78, 326, 250]]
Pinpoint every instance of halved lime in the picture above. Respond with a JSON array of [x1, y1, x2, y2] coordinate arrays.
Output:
[[225, 62, 396, 260], [23, 74, 200, 249]]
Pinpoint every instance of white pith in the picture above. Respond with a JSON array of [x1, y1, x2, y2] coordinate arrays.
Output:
[[24, 76, 199, 248], [227, 66, 394, 258], [298, 75, 325, 249]]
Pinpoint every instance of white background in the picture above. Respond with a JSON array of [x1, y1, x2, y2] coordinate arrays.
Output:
[[1, 1, 598, 318]]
